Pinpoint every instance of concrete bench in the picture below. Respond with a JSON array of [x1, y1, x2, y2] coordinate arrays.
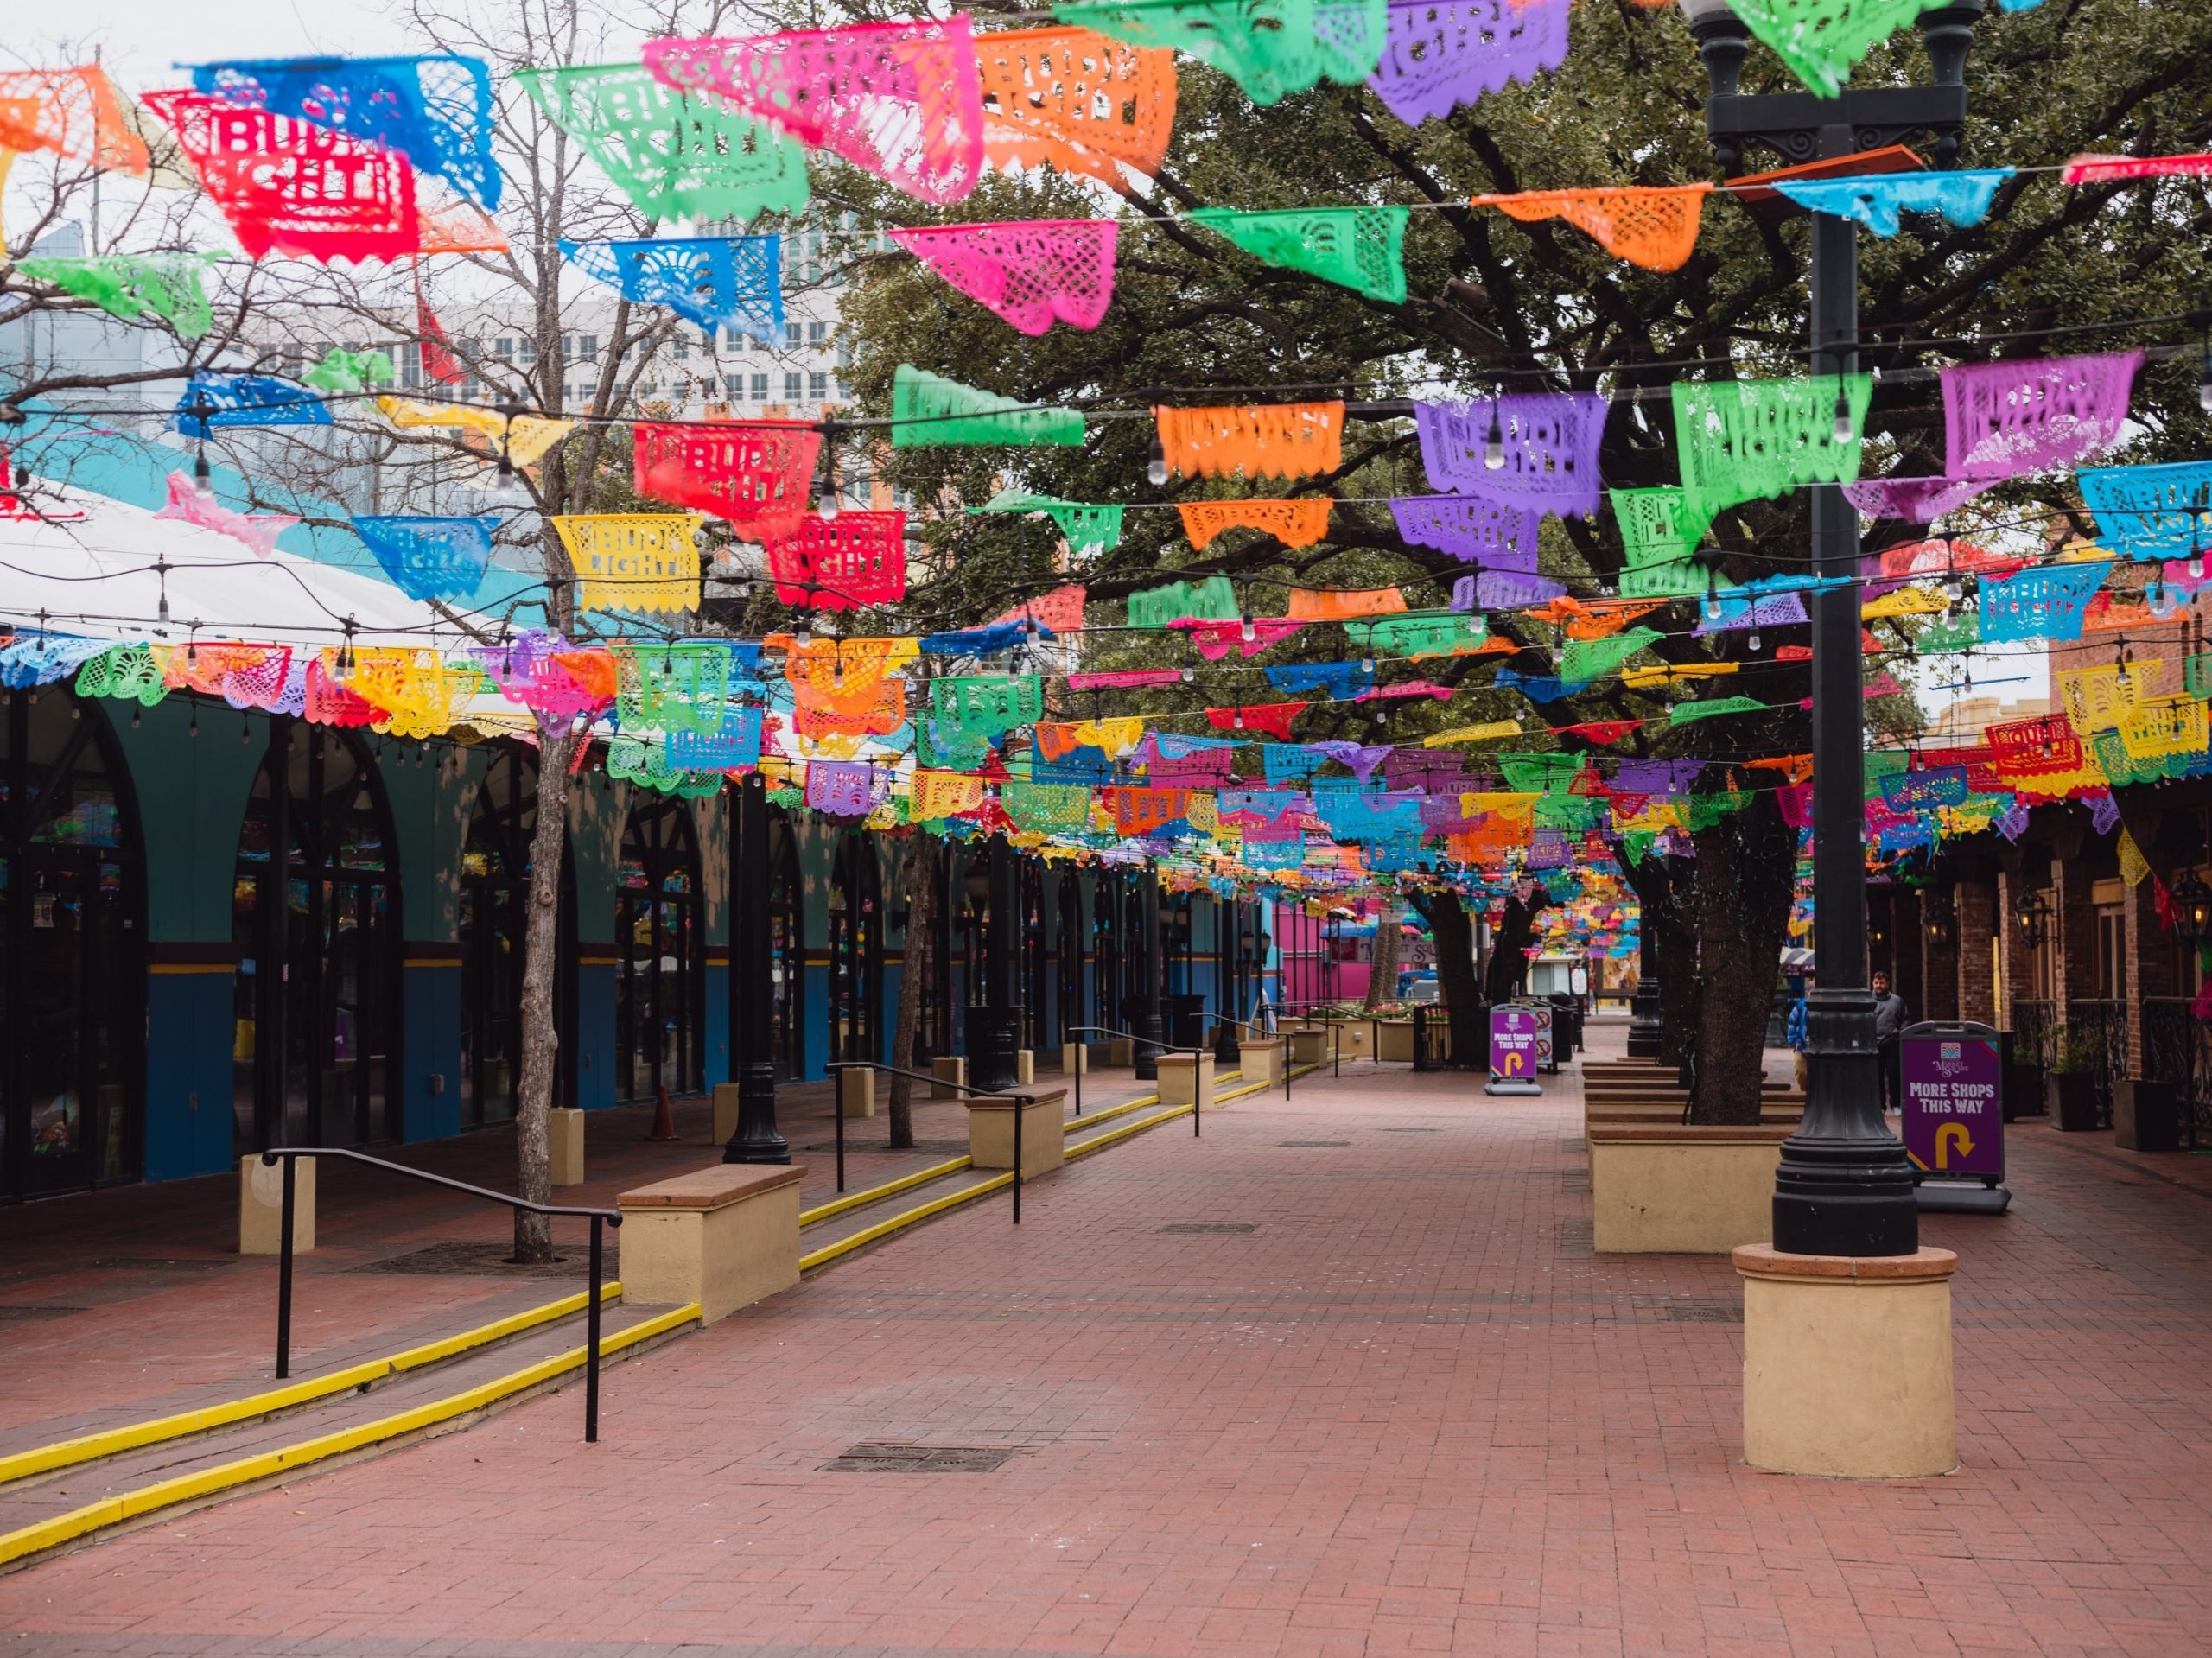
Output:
[[1238, 1038, 1284, 1087], [1587, 1124, 1793, 1254], [615, 1164, 805, 1323], [966, 1089, 1066, 1178], [1155, 1052, 1215, 1110]]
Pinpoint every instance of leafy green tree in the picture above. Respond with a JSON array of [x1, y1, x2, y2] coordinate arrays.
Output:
[[829, 0, 2209, 1104]]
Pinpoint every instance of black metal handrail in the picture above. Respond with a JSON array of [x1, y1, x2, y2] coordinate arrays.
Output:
[[1272, 1001, 1383, 1079], [827, 1060, 1038, 1220], [257, 1147, 621, 1443], [1066, 1024, 1205, 1136]]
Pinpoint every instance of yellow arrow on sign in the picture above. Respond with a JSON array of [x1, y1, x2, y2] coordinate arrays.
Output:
[[1935, 1121, 1975, 1169]]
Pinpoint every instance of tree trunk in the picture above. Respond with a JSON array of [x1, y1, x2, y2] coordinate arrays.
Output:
[[1688, 793, 1797, 1124], [1408, 889, 1485, 1067], [1484, 895, 1547, 1005], [1363, 899, 1399, 1011], [1618, 849, 1700, 1071], [512, 721, 576, 1264], [887, 832, 936, 1151]]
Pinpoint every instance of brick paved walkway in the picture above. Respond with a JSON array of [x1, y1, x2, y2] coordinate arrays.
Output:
[[0, 1068, 1155, 1449], [6, 1031, 2212, 1656]]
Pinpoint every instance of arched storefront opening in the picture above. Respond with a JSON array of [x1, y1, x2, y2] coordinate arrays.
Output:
[[763, 804, 802, 1080], [1020, 858, 1048, 1054], [458, 747, 575, 1128], [616, 797, 704, 1102], [1091, 871, 1122, 1040], [1057, 873, 1085, 1047], [827, 830, 882, 1064], [0, 690, 143, 1203], [232, 721, 399, 1153]]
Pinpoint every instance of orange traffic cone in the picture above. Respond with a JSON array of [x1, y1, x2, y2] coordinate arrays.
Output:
[[646, 1084, 681, 1142]]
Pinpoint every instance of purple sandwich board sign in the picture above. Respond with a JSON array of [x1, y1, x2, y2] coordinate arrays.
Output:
[[1901, 1021, 2009, 1210], [1484, 1003, 1548, 1096]]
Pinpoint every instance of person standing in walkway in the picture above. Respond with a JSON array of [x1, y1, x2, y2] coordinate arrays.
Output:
[[1872, 971, 1909, 1115]]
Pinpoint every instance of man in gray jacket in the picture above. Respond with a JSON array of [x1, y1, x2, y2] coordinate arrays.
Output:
[[1872, 971, 1909, 1114]]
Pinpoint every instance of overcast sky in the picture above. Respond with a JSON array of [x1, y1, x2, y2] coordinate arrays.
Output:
[[24, 0, 417, 83]]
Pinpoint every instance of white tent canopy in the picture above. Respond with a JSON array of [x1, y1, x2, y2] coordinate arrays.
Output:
[[0, 486, 473, 651]]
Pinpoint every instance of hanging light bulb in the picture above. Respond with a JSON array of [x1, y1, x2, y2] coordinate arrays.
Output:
[[1179, 665, 1194, 683], [241, 713, 251, 745], [1482, 403, 1507, 470], [188, 706, 199, 738], [1232, 708, 1245, 729], [192, 449, 213, 499], [1370, 702, 1387, 728], [1239, 610, 1255, 645], [794, 619, 812, 651], [831, 655, 845, 688], [1747, 631, 1761, 652], [1704, 595, 1725, 622], [1147, 432, 1168, 486], [131, 707, 141, 730], [814, 438, 840, 522], [1831, 384, 1854, 445]]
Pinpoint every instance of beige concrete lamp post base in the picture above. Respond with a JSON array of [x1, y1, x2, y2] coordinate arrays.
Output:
[[1734, 1244, 1959, 1478]]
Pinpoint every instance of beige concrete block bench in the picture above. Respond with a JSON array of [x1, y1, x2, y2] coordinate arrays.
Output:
[[1237, 1038, 1284, 1087], [1155, 1052, 1215, 1109], [1587, 1123, 1793, 1254], [616, 1164, 805, 1323], [967, 1089, 1066, 1178]]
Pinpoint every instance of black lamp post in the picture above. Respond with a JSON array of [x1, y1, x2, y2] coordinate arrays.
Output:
[[1680, 0, 1984, 1258], [724, 770, 790, 1163]]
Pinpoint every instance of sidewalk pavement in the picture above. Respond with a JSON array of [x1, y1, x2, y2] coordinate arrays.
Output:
[[5, 1032, 2211, 1655], [0, 1064, 1159, 1453]]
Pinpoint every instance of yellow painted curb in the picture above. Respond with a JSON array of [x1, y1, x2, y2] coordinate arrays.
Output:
[[0, 1302, 697, 1571], [798, 1172, 1014, 1273], [1065, 1104, 1193, 1157], [0, 1281, 624, 1490], [800, 1155, 972, 1229]]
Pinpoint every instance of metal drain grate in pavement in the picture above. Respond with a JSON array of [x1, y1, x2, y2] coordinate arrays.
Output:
[[1561, 1137, 1586, 1152], [1280, 1140, 1351, 1147], [1160, 1223, 1259, 1234], [1560, 1172, 1592, 1192], [1636, 1298, 1744, 1323], [821, 1443, 1017, 1473]]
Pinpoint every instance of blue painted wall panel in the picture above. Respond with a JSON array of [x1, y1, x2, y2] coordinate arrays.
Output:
[[143, 972, 237, 1182], [403, 965, 463, 1143]]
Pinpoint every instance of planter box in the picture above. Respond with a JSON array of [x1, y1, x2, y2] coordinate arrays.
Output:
[[2113, 1079, 2183, 1153], [2047, 1071, 2102, 1133], [1376, 1021, 1414, 1064], [1286, 1029, 1328, 1066], [1325, 1020, 1374, 1059], [2003, 1063, 2045, 1121], [1588, 1124, 1791, 1254]]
